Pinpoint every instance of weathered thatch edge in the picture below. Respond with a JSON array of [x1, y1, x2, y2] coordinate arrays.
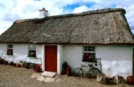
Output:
[[0, 42, 134, 45]]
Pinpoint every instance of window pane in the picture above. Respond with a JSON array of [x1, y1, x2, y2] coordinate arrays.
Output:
[[7, 45, 13, 55], [28, 45, 36, 57], [28, 50, 36, 57], [91, 53, 95, 58], [84, 46, 95, 51], [91, 47, 95, 51], [7, 49, 13, 55], [8, 45, 13, 48], [88, 47, 91, 51], [29, 45, 35, 50], [84, 46, 88, 51], [83, 46, 96, 62]]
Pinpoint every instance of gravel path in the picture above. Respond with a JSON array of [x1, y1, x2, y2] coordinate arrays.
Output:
[[0, 64, 134, 87]]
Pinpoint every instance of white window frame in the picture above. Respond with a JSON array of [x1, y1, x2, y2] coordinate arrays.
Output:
[[28, 45, 36, 57], [7, 45, 13, 55], [82, 46, 96, 62]]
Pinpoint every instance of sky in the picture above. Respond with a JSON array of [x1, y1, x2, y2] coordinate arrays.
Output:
[[0, 0, 134, 34]]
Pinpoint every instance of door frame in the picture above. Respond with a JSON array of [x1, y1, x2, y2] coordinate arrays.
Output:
[[44, 45, 58, 72], [42, 45, 62, 74]]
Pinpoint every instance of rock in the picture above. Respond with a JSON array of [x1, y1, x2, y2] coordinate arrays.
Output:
[[41, 71, 56, 77], [37, 76, 45, 81], [97, 74, 118, 85], [44, 77, 55, 82], [56, 79, 61, 82], [107, 76, 118, 85], [31, 73, 40, 79], [96, 74, 107, 84]]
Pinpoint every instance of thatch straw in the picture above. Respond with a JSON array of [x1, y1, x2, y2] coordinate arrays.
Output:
[[0, 8, 133, 44]]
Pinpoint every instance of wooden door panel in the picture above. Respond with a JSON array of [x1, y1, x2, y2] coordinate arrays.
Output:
[[45, 46, 57, 72]]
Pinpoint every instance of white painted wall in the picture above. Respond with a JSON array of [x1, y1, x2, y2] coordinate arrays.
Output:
[[62, 45, 133, 79], [0, 43, 133, 79], [0, 43, 7, 59], [57, 45, 63, 74], [96, 46, 133, 79], [41, 45, 45, 71], [62, 45, 83, 68], [0, 43, 42, 64]]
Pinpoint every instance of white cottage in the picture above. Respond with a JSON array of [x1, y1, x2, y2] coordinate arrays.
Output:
[[0, 8, 134, 79]]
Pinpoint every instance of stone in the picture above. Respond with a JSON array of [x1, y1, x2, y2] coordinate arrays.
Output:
[[41, 71, 56, 77], [56, 79, 61, 82], [97, 74, 118, 85], [44, 77, 55, 82], [96, 74, 107, 84], [37, 76, 45, 81], [31, 73, 40, 79], [107, 76, 118, 85]]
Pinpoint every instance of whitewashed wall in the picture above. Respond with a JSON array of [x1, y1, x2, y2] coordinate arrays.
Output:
[[62, 45, 83, 68], [96, 46, 133, 79], [62, 45, 133, 79], [0, 43, 7, 59], [57, 45, 63, 74], [41, 45, 45, 71], [0, 43, 133, 78], [0, 43, 42, 64]]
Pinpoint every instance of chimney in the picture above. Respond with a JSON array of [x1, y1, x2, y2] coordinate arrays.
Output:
[[39, 8, 48, 18]]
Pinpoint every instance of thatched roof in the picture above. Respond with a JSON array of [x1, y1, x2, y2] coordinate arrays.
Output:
[[0, 8, 134, 44]]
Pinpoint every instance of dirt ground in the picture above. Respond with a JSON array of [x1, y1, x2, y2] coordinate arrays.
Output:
[[0, 64, 134, 87]]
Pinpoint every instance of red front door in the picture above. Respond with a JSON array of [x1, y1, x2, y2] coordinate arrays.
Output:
[[45, 46, 57, 72]]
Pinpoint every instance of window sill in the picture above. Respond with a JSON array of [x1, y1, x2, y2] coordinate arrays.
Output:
[[6, 54, 13, 56], [27, 56, 39, 59], [82, 59, 97, 62], [28, 55, 36, 57]]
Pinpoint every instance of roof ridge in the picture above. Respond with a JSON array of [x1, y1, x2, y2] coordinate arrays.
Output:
[[83, 8, 125, 14], [49, 8, 125, 18], [15, 8, 125, 23], [15, 18, 39, 23]]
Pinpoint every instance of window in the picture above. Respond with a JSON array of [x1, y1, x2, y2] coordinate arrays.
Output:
[[28, 45, 36, 57], [7, 45, 13, 55], [82, 46, 96, 62]]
